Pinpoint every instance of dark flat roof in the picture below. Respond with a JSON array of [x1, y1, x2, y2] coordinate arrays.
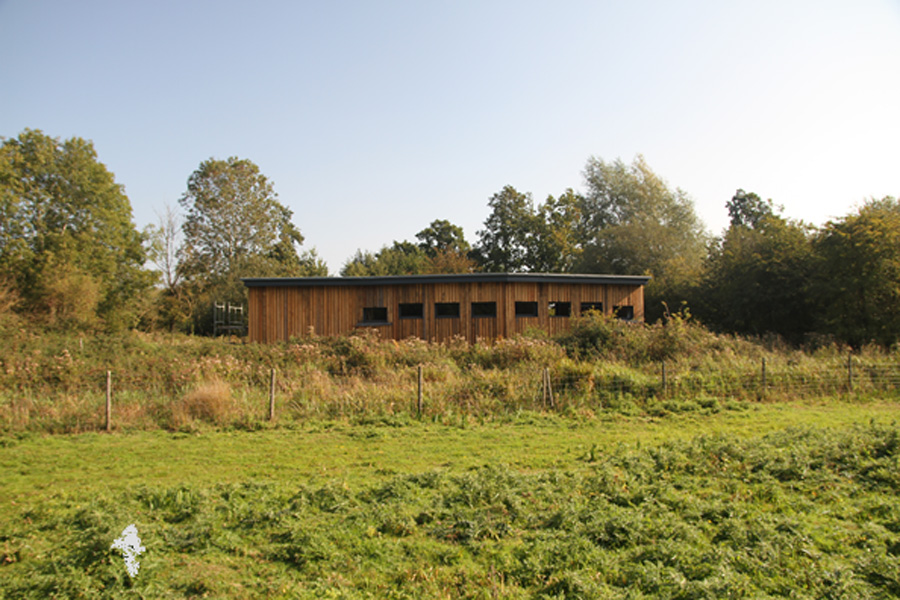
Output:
[[242, 273, 650, 288]]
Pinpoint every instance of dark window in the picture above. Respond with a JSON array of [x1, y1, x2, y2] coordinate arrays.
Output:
[[472, 301, 497, 318], [361, 306, 388, 324], [581, 302, 603, 315], [435, 302, 460, 318], [614, 305, 635, 321], [399, 303, 424, 319], [515, 301, 538, 317], [549, 301, 571, 317]]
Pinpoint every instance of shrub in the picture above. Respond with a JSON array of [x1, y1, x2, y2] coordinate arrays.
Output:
[[0, 277, 19, 316]]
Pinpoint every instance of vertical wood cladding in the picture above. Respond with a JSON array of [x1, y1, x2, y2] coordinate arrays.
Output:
[[246, 276, 646, 343]]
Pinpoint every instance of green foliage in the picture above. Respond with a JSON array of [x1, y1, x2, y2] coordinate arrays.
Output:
[[474, 185, 539, 272], [579, 155, 709, 321], [0, 129, 153, 330], [341, 241, 431, 276], [726, 188, 779, 229], [556, 308, 715, 364], [700, 207, 816, 341], [530, 188, 586, 273], [178, 156, 322, 332], [342, 226, 476, 276], [416, 219, 471, 257], [180, 156, 305, 280], [813, 197, 900, 347], [2, 423, 900, 597]]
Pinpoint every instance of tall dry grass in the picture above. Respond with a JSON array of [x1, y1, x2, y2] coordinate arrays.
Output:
[[0, 314, 897, 434], [174, 380, 236, 426]]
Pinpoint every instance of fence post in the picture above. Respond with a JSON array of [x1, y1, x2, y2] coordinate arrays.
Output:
[[847, 353, 853, 392], [761, 358, 767, 396], [105, 370, 112, 432], [544, 367, 555, 410], [541, 368, 548, 408], [269, 368, 276, 421], [417, 365, 424, 417], [661, 361, 667, 397]]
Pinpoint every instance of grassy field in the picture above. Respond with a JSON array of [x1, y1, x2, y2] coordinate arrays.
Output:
[[2, 399, 900, 598]]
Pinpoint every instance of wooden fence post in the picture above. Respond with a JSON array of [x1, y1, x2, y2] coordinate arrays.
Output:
[[847, 353, 853, 392], [417, 365, 424, 417], [661, 361, 667, 397], [269, 368, 276, 421], [105, 370, 112, 432], [761, 358, 767, 396], [546, 367, 555, 409], [541, 368, 547, 407]]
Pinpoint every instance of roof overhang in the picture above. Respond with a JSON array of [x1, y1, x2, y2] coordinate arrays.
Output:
[[242, 273, 651, 288]]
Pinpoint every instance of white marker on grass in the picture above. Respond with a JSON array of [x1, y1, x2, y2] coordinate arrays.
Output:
[[111, 524, 145, 578]]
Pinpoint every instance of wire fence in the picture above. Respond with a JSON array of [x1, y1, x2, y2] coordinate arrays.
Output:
[[257, 356, 900, 420], [6, 354, 900, 432]]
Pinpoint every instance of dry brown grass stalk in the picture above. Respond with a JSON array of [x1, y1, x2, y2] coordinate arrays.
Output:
[[176, 380, 235, 425]]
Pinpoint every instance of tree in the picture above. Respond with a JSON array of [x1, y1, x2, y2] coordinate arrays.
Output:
[[295, 248, 329, 277], [341, 242, 429, 276], [727, 189, 779, 229], [341, 226, 476, 277], [179, 157, 305, 280], [700, 205, 815, 340], [813, 198, 900, 346], [145, 203, 184, 293], [426, 247, 477, 274], [415, 219, 476, 274], [473, 185, 539, 272], [415, 219, 471, 257], [530, 189, 585, 272], [578, 155, 708, 320], [178, 156, 319, 331], [0, 129, 152, 329]]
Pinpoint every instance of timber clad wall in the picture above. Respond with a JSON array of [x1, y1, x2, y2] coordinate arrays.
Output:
[[244, 274, 648, 344]]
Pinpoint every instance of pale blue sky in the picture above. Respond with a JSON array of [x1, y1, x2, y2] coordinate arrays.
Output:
[[2, 0, 898, 273]]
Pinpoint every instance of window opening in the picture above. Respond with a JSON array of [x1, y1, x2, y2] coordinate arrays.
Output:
[[361, 306, 388, 324], [515, 301, 538, 318], [580, 302, 603, 315], [549, 301, 571, 317], [472, 302, 497, 318], [435, 302, 460, 318], [614, 305, 635, 321], [399, 303, 424, 319]]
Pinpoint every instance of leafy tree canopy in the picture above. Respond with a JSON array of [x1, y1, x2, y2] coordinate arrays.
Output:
[[727, 189, 781, 229], [473, 186, 538, 272], [578, 155, 709, 320], [813, 197, 900, 347], [531, 189, 585, 273], [700, 204, 815, 340], [178, 156, 323, 332], [179, 156, 306, 283], [415, 219, 471, 257], [342, 235, 475, 277], [0, 129, 152, 328], [341, 242, 429, 277]]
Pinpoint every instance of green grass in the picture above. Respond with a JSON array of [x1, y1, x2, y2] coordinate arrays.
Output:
[[2, 400, 899, 598]]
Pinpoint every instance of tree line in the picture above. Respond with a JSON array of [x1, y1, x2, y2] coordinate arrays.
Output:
[[1, 129, 897, 346]]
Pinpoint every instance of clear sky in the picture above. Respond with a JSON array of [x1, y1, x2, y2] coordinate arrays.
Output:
[[2, 0, 898, 273]]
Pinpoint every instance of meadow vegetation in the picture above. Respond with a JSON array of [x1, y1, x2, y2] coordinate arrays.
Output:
[[2, 415, 899, 598], [2, 313, 900, 597], [1, 309, 898, 434]]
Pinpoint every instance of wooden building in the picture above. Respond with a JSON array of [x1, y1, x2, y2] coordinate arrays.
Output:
[[243, 273, 649, 344]]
